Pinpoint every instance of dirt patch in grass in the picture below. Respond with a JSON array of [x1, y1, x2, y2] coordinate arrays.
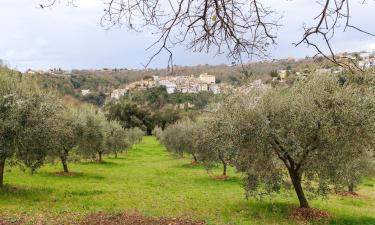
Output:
[[80, 212, 206, 225], [0, 219, 11, 225], [289, 208, 330, 222], [0, 217, 23, 225], [336, 191, 360, 198], [211, 175, 230, 181], [55, 172, 77, 177]]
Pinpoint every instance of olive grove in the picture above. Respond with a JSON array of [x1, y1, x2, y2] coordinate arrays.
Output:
[[158, 73, 375, 209], [0, 68, 144, 187], [220, 74, 375, 208]]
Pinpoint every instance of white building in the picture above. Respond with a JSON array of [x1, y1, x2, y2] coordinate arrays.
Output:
[[277, 70, 288, 79], [199, 73, 216, 84], [209, 84, 221, 94], [81, 89, 91, 96], [359, 52, 371, 60], [165, 83, 177, 94], [111, 89, 127, 100], [25, 69, 36, 74], [199, 83, 208, 92]]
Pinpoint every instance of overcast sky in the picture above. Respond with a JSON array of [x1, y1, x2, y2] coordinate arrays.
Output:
[[0, 0, 374, 71]]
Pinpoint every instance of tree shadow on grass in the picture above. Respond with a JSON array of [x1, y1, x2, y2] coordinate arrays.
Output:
[[106, 156, 128, 160], [174, 163, 206, 170], [63, 189, 105, 197], [193, 175, 242, 186], [0, 185, 53, 201], [80, 161, 121, 168], [39, 172, 105, 180]]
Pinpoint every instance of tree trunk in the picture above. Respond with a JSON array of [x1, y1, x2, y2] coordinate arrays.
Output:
[[222, 161, 227, 176], [115, 152, 118, 159], [288, 169, 310, 208], [192, 153, 198, 162], [98, 151, 102, 162], [0, 159, 5, 188], [60, 149, 69, 173], [219, 155, 227, 176], [348, 183, 354, 192]]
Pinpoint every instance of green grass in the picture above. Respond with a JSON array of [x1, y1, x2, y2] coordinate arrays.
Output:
[[1, 136, 375, 224]]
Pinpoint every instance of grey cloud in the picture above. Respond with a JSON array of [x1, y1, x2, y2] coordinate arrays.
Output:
[[0, 0, 374, 71]]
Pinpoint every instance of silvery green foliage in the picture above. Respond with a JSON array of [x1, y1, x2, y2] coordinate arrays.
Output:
[[195, 91, 261, 176], [126, 127, 144, 146], [15, 91, 62, 173], [78, 107, 107, 160], [47, 104, 87, 172], [0, 69, 63, 175], [152, 126, 163, 141], [0, 70, 20, 162], [160, 118, 201, 160], [229, 73, 375, 207], [78, 105, 144, 161], [105, 120, 130, 156]]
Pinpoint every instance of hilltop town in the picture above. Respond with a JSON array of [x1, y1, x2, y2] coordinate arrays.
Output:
[[19, 50, 375, 106]]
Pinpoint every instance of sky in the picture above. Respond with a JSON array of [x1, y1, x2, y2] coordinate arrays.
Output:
[[0, 0, 374, 71]]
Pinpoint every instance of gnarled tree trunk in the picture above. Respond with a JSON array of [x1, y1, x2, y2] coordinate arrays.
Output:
[[219, 155, 227, 176], [288, 168, 310, 208], [0, 158, 5, 188], [98, 151, 103, 163], [60, 149, 69, 173], [192, 153, 198, 162], [222, 161, 227, 176], [348, 183, 355, 192]]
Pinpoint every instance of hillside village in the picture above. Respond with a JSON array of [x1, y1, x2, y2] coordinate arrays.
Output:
[[21, 50, 375, 105], [81, 73, 221, 100]]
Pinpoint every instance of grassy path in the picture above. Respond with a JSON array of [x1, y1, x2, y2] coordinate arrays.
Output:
[[0, 136, 375, 224]]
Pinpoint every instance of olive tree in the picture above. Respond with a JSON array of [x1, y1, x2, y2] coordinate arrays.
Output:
[[126, 127, 144, 149], [152, 126, 163, 141], [105, 120, 130, 158], [196, 111, 242, 176], [161, 118, 201, 162], [0, 70, 62, 186], [0, 70, 20, 187], [15, 90, 62, 174], [79, 108, 107, 162], [230, 74, 375, 208], [50, 104, 85, 173], [331, 152, 372, 193]]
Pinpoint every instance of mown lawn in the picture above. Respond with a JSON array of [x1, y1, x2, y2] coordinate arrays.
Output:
[[0, 136, 374, 224]]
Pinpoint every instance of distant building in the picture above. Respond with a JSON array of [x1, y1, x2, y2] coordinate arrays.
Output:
[[81, 89, 91, 96], [165, 83, 177, 94], [199, 73, 216, 84], [277, 70, 288, 80], [111, 89, 127, 100], [209, 84, 221, 94], [25, 69, 36, 74], [358, 58, 375, 69], [199, 83, 208, 92], [359, 52, 371, 60]]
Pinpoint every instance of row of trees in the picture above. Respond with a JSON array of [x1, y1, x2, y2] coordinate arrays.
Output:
[[156, 73, 375, 209], [0, 69, 144, 187]]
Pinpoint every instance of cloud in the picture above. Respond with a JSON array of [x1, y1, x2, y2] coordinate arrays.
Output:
[[0, 0, 374, 71]]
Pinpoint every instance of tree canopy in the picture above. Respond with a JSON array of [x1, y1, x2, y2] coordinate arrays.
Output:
[[227, 74, 375, 208]]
